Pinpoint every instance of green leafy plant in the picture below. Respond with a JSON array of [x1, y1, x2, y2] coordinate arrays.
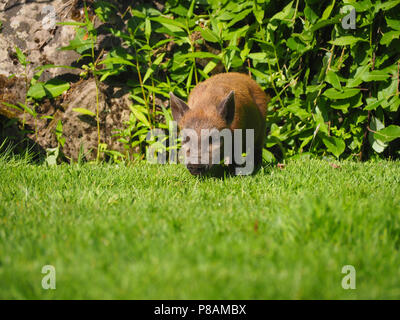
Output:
[[27, 65, 73, 101], [60, 1, 103, 162], [97, 0, 400, 161], [45, 119, 65, 166], [1, 49, 71, 139], [26, 0, 400, 162]]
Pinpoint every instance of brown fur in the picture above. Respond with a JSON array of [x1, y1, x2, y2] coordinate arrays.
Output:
[[181, 72, 269, 151], [170, 72, 269, 174]]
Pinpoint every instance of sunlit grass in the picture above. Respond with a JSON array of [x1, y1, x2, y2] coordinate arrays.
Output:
[[1, 157, 400, 299]]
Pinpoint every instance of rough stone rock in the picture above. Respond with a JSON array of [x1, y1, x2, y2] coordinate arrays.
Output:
[[0, 0, 80, 80], [0, 74, 26, 118], [0, 1, 135, 161], [59, 80, 132, 161], [19, 79, 133, 161]]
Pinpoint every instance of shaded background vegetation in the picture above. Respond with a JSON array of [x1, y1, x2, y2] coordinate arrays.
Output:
[[1, 0, 400, 163]]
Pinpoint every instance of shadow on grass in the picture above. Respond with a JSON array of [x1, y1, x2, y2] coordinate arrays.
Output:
[[0, 137, 46, 164], [192, 162, 275, 181]]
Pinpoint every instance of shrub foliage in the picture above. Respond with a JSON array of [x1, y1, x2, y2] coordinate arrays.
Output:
[[19, 0, 400, 161]]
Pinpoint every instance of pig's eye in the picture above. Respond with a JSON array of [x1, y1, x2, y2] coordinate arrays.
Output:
[[183, 136, 190, 144]]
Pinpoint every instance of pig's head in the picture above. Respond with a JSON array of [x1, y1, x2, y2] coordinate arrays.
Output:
[[169, 91, 235, 175]]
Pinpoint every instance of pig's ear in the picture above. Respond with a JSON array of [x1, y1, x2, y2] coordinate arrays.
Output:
[[217, 90, 235, 125], [170, 92, 189, 123]]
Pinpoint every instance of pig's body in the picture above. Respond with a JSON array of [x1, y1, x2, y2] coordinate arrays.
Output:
[[170, 72, 269, 175], [185, 72, 268, 151]]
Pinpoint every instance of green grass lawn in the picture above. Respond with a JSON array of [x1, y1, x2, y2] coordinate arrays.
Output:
[[1, 156, 400, 299]]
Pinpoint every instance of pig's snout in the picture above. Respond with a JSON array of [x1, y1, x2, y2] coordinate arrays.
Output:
[[186, 164, 209, 175]]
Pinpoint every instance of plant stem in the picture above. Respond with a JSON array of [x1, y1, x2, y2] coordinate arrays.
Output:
[[94, 73, 101, 162], [268, 63, 285, 110], [135, 52, 152, 127], [186, 21, 198, 85], [23, 64, 28, 129]]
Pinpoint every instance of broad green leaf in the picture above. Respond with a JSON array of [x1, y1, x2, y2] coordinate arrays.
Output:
[[322, 0, 336, 20], [322, 135, 346, 158], [201, 28, 219, 43], [186, 64, 194, 92], [365, 98, 385, 111], [60, 27, 92, 54], [161, 106, 173, 127], [56, 119, 65, 148], [323, 88, 360, 99], [286, 103, 309, 120], [306, 83, 326, 94], [386, 17, 400, 31], [180, 52, 221, 60], [375, 0, 400, 13], [150, 16, 186, 31], [311, 14, 345, 32], [351, 0, 373, 12], [31, 69, 46, 86], [330, 100, 350, 112], [262, 149, 275, 162], [216, 9, 236, 21], [326, 70, 342, 90], [314, 109, 329, 134], [129, 105, 151, 128], [299, 135, 314, 152], [380, 30, 400, 45], [145, 18, 152, 42], [18, 103, 36, 117], [153, 38, 175, 50], [249, 68, 270, 81], [203, 59, 218, 75], [94, 1, 117, 23], [41, 115, 54, 120], [15, 47, 27, 66], [34, 64, 78, 72], [43, 79, 70, 98], [99, 57, 135, 66], [129, 9, 145, 19], [130, 94, 147, 105], [142, 85, 171, 98], [248, 52, 268, 61], [374, 125, 400, 143], [286, 37, 307, 53], [142, 53, 166, 84], [346, 65, 369, 88], [27, 83, 46, 100], [329, 36, 368, 46], [270, 1, 294, 22], [72, 108, 96, 117], [187, 0, 195, 19], [304, 5, 319, 24], [361, 70, 390, 82], [253, 2, 264, 24], [1, 102, 22, 111], [369, 116, 387, 153], [330, 93, 362, 112], [226, 8, 252, 27], [388, 96, 400, 112], [57, 21, 87, 26]]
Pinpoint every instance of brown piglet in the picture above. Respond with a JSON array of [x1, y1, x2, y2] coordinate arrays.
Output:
[[170, 72, 269, 175]]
